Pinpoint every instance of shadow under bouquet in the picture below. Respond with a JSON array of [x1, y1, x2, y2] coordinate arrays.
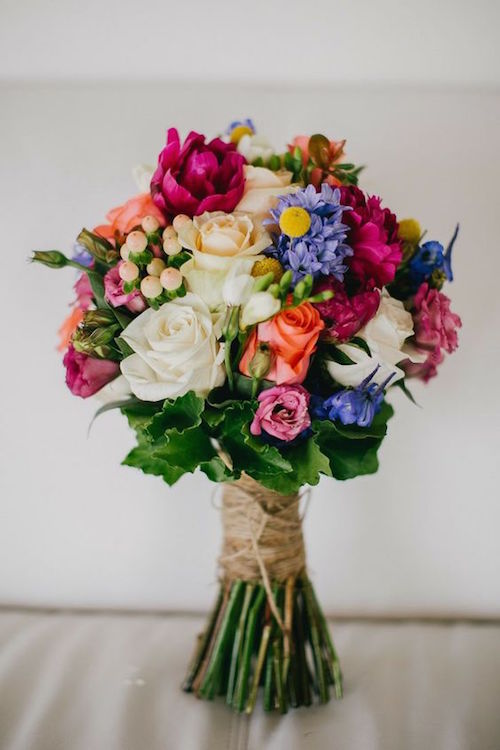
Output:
[[33, 121, 462, 714]]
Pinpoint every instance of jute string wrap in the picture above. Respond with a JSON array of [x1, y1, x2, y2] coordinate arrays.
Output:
[[219, 474, 306, 628]]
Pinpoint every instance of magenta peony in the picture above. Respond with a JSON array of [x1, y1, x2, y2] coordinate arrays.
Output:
[[313, 277, 380, 343], [104, 263, 147, 313], [63, 345, 119, 398], [151, 128, 246, 218], [250, 385, 311, 442], [340, 185, 402, 288], [412, 283, 462, 354]]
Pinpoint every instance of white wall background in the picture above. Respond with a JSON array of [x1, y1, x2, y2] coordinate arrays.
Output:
[[0, 0, 499, 617]]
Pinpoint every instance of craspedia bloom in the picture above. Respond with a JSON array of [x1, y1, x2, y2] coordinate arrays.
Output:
[[251, 257, 284, 282], [398, 218, 421, 245], [265, 183, 352, 285]]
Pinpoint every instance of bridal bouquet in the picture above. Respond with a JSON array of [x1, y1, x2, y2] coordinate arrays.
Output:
[[33, 121, 461, 713]]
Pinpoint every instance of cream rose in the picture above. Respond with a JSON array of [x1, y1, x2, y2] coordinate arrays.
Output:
[[235, 165, 298, 216], [120, 293, 225, 401], [326, 292, 425, 387], [177, 211, 271, 272]]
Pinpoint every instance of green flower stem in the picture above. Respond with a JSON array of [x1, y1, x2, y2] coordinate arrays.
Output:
[[226, 583, 254, 706], [273, 637, 287, 714], [245, 622, 271, 714], [263, 634, 275, 711], [224, 340, 235, 392], [312, 585, 343, 699], [304, 580, 329, 703], [182, 588, 223, 692], [282, 576, 294, 686], [192, 582, 231, 694], [294, 591, 312, 706], [234, 586, 265, 711]]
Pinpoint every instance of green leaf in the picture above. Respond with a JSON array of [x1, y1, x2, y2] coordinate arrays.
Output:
[[313, 420, 384, 480], [199, 455, 236, 483], [112, 308, 133, 330], [168, 250, 192, 269], [86, 269, 108, 309], [350, 337, 371, 357], [253, 437, 332, 494], [121, 400, 162, 430], [146, 391, 205, 441], [122, 440, 186, 486], [115, 336, 134, 359], [396, 379, 420, 406]]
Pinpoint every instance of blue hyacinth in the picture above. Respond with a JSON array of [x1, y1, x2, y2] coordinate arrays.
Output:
[[312, 367, 393, 428], [409, 223, 459, 289], [265, 184, 352, 284]]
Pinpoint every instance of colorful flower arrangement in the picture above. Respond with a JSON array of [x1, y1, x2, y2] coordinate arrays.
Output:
[[33, 121, 462, 713]]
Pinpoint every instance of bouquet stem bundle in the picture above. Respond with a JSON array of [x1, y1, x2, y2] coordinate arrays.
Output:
[[183, 475, 342, 713]]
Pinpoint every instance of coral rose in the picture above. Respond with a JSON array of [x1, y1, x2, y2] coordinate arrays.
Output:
[[94, 193, 165, 241], [239, 301, 324, 385], [151, 128, 246, 218]]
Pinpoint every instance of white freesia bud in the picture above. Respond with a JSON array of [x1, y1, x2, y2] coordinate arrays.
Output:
[[237, 134, 274, 165], [222, 272, 254, 307], [240, 291, 281, 329]]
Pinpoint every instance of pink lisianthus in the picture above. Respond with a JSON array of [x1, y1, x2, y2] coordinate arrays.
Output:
[[57, 273, 94, 352], [313, 277, 380, 343], [104, 263, 147, 313], [151, 128, 246, 218], [250, 385, 311, 442], [412, 283, 462, 353], [403, 283, 462, 382], [340, 185, 402, 288], [63, 345, 119, 398], [74, 273, 93, 310]]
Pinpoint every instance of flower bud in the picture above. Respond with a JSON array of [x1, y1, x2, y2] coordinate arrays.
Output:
[[72, 325, 118, 360], [240, 291, 281, 328], [126, 230, 148, 254], [222, 273, 253, 307], [31, 250, 68, 269], [163, 237, 182, 256], [172, 214, 190, 232], [268, 283, 280, 298], [248, 342, 274, 380], [279, 269, 293, 294], [119, 260, 139, 282], [223, 306, 240, 342], [252, 272, 274, 293], [146, 258, 166, 277], [159, 267, 183, 291], [82, 309, 116, 329], [140, 275, 163, 299], [141, 215, 160, 234]]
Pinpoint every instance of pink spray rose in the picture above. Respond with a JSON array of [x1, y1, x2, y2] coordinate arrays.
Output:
[[340, 185, 402, 288], [313, 277, 380, 343], [151, 128, 246, 218], [104, 263, 147, 313], [63, 345, 119, 398], [250, 385, 311, 442], [403, 283, 462, 382]]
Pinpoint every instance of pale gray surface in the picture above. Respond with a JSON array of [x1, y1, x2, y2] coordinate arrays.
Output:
[[0, 82, 499, 617], [0, 610, 499, 750]]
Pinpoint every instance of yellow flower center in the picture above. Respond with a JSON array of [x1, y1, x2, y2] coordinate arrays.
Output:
[[279, 206, 311, 238], [229, 125, 254, 144], [398, 218, 421, 245], [251, 257, 284, 282]]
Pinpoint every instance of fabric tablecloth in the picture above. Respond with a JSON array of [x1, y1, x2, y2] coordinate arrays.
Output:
[[0, 609, 499, 750]]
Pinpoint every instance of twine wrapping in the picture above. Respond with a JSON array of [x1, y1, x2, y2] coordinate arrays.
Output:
[[218, 474, 306, 627]]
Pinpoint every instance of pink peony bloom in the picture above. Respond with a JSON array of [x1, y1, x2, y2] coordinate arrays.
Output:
[[151, 128, 246, 218], [250, 385, 311, 442], [104, 263, 147, 313], [63, 345, 119, 398], [403, 346, 444, 382], [313, 277, 380, 343], [340, 185, 402, 288], [412, 283, 462, 354]]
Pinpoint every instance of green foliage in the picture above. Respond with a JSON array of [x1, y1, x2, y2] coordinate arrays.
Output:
[[118, 387, 394, 494]]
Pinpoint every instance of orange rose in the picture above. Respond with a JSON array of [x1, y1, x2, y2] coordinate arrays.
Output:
[[94, 193, 166, 240], [239, 301, 324, 385]]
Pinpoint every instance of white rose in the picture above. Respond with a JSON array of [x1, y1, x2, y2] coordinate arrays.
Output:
[[237, 135, 274, 165], [240, 291, 281, 329], [326, 292, 425, 388], [181, 256, 256, 311], [120, 293, 225, 401], [235, 165, 298, 216]]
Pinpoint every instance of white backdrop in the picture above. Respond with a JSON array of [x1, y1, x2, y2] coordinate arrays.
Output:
[[0, 80, 498, 617]]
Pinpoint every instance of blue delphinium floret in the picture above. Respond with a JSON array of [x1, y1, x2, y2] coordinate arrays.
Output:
[[265, 183, 353, 284], [72, 242, 93, 267], [312, 368, 393, 428], [226, 118, 256, 135], [409, 223, 459, 289]]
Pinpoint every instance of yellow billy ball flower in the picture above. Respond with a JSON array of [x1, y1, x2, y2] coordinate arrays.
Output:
[[229, 124, 254, 144], [398, 218, 421, 245], [279, 206, 311, 238], [251, 257, 284, 283]]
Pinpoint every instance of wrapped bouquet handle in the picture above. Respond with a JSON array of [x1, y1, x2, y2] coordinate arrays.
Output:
[[32, 120, 461, 715], [184, 474, 342, 712]]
